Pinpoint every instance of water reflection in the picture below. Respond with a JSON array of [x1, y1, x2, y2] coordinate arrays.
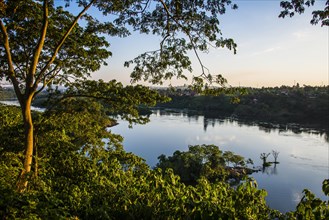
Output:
[[112, 109, 329, 213], [156, 109, 329, 140], [261, 164, 278, 175]]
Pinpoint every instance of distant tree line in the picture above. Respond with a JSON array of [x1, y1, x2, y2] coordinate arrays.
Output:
[[156, 85, 329, 129], [0, 87, 17, 100], [2, 85, 328, 129]]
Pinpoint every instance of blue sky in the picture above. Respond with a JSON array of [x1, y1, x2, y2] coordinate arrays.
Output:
[[88, 1, 328, 87]]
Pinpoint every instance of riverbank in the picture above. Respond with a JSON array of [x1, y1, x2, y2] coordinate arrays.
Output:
[[155, 86, 329, 131], [150, 107, 329, 137]]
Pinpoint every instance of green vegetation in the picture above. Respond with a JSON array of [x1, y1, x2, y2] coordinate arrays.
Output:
[[1, 0, 327, 190], [156, 144, 254, 185], [157, 85, 329, 129], [0, 0, 240, 190], [1, 0, 328, 218], [1, 104, 328, 219]]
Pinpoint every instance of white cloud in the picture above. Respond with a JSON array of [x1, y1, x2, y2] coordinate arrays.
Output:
[[251, 46, 282, 56], [292, 31, 311, 40]]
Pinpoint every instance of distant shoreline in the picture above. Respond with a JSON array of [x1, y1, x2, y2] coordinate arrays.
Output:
[[0, 100, 45, 112], [151, 108, 329, 135]]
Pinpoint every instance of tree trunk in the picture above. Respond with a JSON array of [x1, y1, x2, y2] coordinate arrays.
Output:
[[17, 96, 34, 191]]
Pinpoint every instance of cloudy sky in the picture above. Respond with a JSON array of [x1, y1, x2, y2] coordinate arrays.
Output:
[[90, 0, 328, 87]]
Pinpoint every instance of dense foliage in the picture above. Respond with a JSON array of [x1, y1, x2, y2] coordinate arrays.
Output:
[[1, 104, 328, 219], [156, 144, 253, 185], [0, 104, 270, 219]]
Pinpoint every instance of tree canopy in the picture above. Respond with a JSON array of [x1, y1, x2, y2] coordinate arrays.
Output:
[[0, 0, 241, 190], [0, 0, 239, 91], [156, 144, 253, 185]]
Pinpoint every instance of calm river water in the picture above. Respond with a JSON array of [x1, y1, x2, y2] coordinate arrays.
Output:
[[2, 100, 327, 213], [111, 109, 329, 213]]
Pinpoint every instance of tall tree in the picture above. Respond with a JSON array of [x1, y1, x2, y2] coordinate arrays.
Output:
[[0, 0, 238, 190], [2, 0, 325, 191]]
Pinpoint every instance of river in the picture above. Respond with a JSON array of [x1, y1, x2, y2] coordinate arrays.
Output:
[[111, 109, 329, 213], [2, 101, 327, 213]]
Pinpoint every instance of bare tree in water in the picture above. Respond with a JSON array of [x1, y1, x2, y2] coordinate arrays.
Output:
[[260, 153, 270, 166], [272, 150, 280, 164]]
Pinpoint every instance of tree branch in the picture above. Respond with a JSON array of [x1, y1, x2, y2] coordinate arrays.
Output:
[[139, 0, 151, 13], [29, 0, 49, 92], [34, 64, 62, 97], [37, 0, 96, 85], [0, 19, 23, 101], [14, 62, 25, 79], [34, 62, 60, 89], [158, 0, 209, 81]]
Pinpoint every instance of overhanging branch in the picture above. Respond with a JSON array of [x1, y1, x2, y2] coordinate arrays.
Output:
[[158, 0, 211, 81]]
